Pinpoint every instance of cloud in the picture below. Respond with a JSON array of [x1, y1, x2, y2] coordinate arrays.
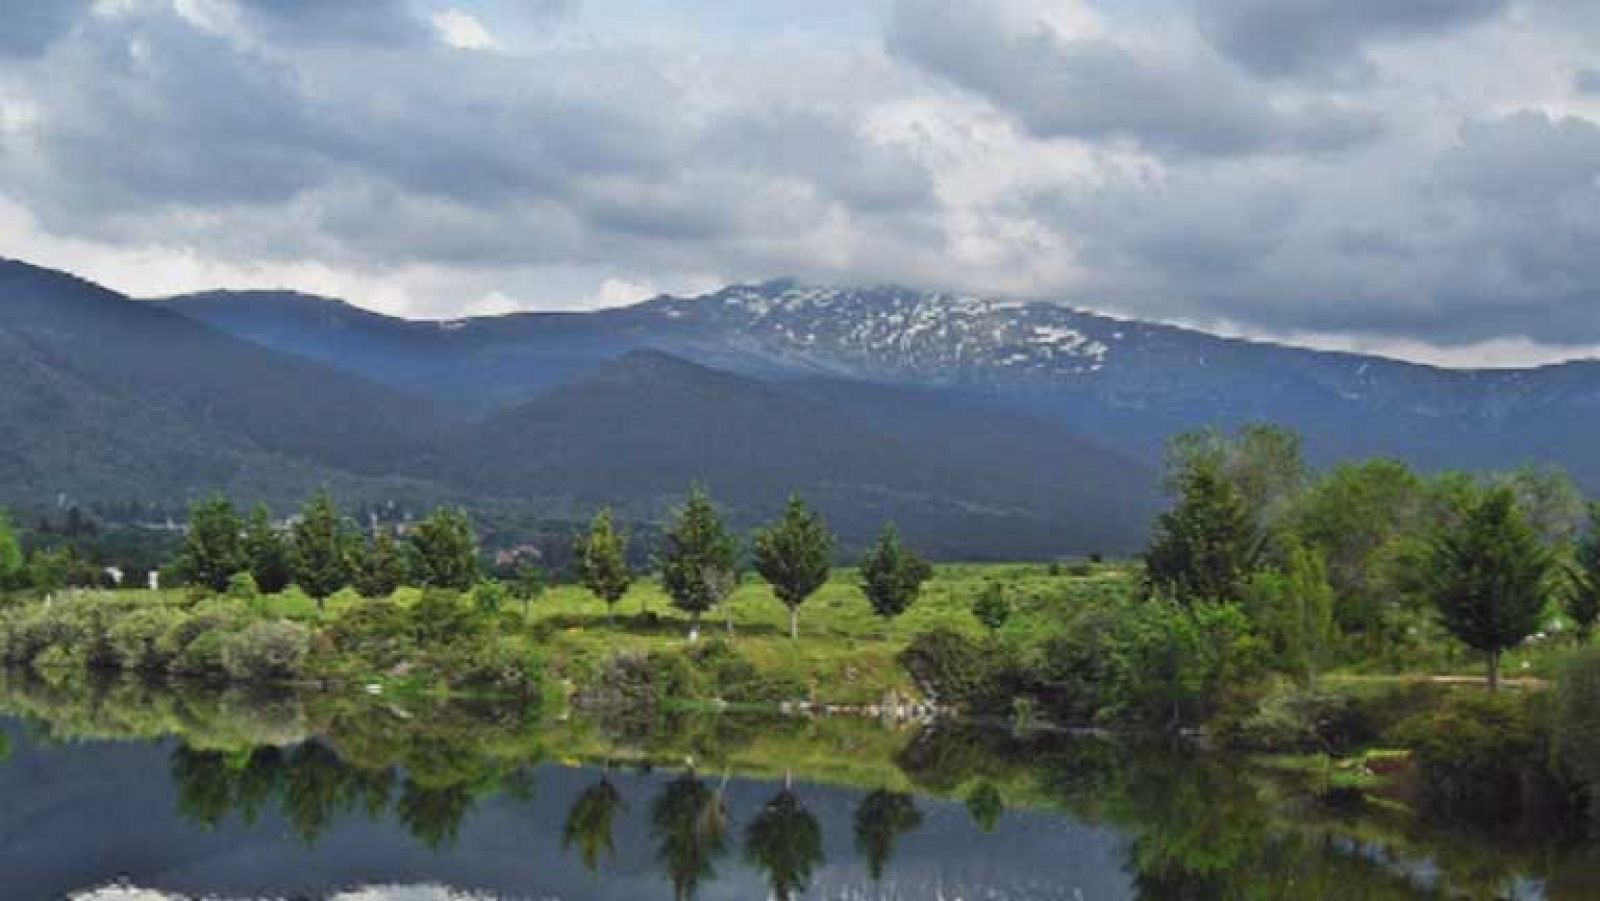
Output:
[[0, 0, 1597, 362], [431, 9, 499, 50], [886, 0, 1383, 157], [1576, 68, 1600, 95], [0, 0, 95, 56], [1194, 0, 1508, 78]]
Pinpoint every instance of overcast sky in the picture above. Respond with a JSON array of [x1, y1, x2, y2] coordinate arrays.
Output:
[[1, 0, 1598, 366]]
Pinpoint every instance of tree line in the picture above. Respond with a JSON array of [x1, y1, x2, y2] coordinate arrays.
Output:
[[89, 485, 936, 642], [1142, 424, 1600, 690]]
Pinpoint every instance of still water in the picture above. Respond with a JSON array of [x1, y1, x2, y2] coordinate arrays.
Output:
[[0, 676, 1587, 900]]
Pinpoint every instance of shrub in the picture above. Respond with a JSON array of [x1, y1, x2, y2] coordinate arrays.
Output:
[[409, 588, 486, 646], [574, 650, 696, 711], [1552, 647, 1600, 798], [325, 600, 412, 671], [172, 629, 228, 678], [898, 628, 1013, 711], [107, 606, 185, 673], [226, 572, 260, 603], [443, 639, 545, 696], [221, 621, 310, 683], [689, 639, 805, 704], [1396, 691, 1549, 820], [1219, 677, 1363, 753]]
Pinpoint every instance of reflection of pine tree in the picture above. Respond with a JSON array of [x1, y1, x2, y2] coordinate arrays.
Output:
[[853, 790, 923, 880], [650, 772, 728, 900], [170, 746, 236, 830], [564, 776, 627, 872], [744, 785, 823, 901], [397, 779, 476, 851]]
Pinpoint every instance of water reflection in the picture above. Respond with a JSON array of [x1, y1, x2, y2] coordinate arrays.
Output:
[[1, 673, 1597, 899]]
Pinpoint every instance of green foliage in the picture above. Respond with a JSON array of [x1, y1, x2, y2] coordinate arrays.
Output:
[[751, 495, 834, 639], [1241, 541, 1336, 687], [859, 524, 933, 620], [472, 579, 507, 616], [290, 491, 352, 605], [221, 620, 310, 682], [1566, 502, 1600, 645], [1165, 424, 1305, 531], [1145, 459, 1260, 605], [971, 582, 1011, 635], [323, 599, 411, 671], [575, 508, 631, 616], [509, 563, 547, 619], [1397, 691, 1548, 820], [409, 507, 480, 592], [351, 531, 406, 600], [1102, 599, 1264, 727], [106, 605, 185, 673], [0, 509, 21, 590], [651, 773, 728, 899], [408, 588, 485, 647], [1552, 647, 1600, 797], [744, 788, 823, 901], [178, 494, 245, 593], [1427, 486, 1552, 690], [898, 628, 1013, 710], [659, 486, 737, 632], [226, 571, 261, 603], [965, 781, 1004, 832], [244, 504, 291, 595]]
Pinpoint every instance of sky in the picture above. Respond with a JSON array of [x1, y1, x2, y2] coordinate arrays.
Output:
[[1, 0, 1598, 366]]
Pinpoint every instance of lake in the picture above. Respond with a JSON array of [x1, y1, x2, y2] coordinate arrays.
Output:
[[0, 675, 1589, 900]]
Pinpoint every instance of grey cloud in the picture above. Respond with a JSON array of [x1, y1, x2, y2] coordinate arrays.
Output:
[[886, 0, 1383, 157], [232, 0, 428, 44], [1195, 0, 1508, 78], [0, 0, 93, 56], [1576, 68, 1600, 95]]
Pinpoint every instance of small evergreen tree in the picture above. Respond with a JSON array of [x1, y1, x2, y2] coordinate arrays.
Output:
[[409, 507, 479, 592], [576, 508, 631, 622], [1567, 502, 1600, 645], [859, 524, 932, 620], [660, 486, 737, 642], [751, 496, 834, 640], [1428, 486, 1552, 691], [510, 563, 547, 621], [972, 582, 1011, 635], [1144, 460, 1260, 604], [291, 491, 353, 611], [179, 493, 245, 593], [352, 530, 406, 599], [244, 504, 291, 595], [473, 579, 507, 615]]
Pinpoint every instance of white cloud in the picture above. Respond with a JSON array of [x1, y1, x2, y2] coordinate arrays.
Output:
[[431, 8, 499, 50]]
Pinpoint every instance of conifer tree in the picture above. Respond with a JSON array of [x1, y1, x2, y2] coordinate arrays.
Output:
[[751, 495, 834, 639], [291, 490, 352, 610], [179, 493, 245, 593], [244, 504, 291, 595], [352, 530, 406, 599], [1144, 460, 1260, 604], [859, 524, 933, 620], [409, 507, 479, 592], [1567, 502, 1600, 646], [660, 486, 737, 642], [576, 508, 631, 622], [1428, 486, 1551, 691]]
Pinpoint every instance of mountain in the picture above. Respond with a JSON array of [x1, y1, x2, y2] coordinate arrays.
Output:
[[0, 259, 446, 509], [161, 280, 1600, 489], [443, 350, 1153, 557]]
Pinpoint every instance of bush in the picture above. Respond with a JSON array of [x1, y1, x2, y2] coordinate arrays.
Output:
[[325, 600, 412, 671], [409, 588, 486, 646], [1396, 691, 1550, 820], [574, 650, 697, 711], [221, 621, 310, 683], [172, 629, 228, 678], [899, 628, 1014, 711], [1219, 677, 1363, 753], [689, 639, 806, 704], [442, 639, 545, 696], [107, 606, 185, 673], [226, 572, 260, 603], [1552, 647, 1600, 799]]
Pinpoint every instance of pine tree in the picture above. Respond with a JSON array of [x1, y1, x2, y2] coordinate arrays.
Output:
[[243, 504, 291, 595], [751, 495, 834, 640], [352, 530, 406, 599], [1428, 486, 1552, 691], [853, 790, 922, 881], [660, 486, 737, 642], [510, 563, 547, 621], [1567, 502, 1600, 646], [0, 508, 22, 591], [576, 508, 631, 622], [859, 524, 933, 620], [409, 507, 479, 592], [744, 787, 822, 901], [179, 493, 245, 593], [291, 491, 352, 610], [1144, 460, 1260, 604]]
